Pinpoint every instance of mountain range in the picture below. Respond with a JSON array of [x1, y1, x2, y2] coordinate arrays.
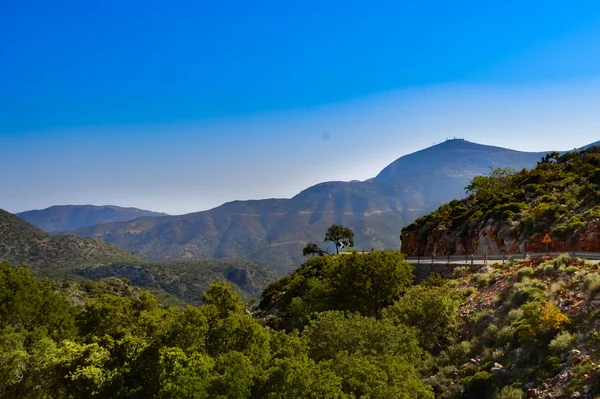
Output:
[[17, 205, 167, 232], [53, 139, 553, 270]]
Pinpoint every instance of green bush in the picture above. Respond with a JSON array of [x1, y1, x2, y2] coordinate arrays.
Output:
[[548, 331, 577, 355], [462, 371, 495, 398], [472, 273, 492, 288], [494, 385, 525, 399], [497, 325, 517, 345], [517, 267, 534, 281], [535, 263, 555, 276], [554, 253, 574, 268], [564, 266, 580, 275], [469, 309, 492, 324], [482, 324, 499, 344], [508, 279, 547, 307], [436, 340, 475, 368], [582, 272, 600, 290], [452, 266, 468, 278], [506, 308, 525, 324], [588, 279, 600, 299], [543, 355, 562, 374], [383, 284, 461, 350]]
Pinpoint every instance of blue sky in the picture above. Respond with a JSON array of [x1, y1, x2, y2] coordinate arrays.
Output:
[[2, 1, 600, 214]]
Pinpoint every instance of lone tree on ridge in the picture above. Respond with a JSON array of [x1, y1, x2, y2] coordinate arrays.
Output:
[[303, 224, 355, 256]]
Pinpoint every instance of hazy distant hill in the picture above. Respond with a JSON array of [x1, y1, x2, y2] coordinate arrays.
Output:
[[17, 205, 167, 233], [67, 140, 549, 270], [0, 208, 142, 269], [372, 139, 550, 205]]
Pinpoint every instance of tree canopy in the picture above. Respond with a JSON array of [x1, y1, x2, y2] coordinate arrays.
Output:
[[302, 224, 355, 256], [324, 224, 355, 254]]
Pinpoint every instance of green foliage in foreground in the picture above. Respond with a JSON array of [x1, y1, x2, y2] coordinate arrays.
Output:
[[0, 261, 433, 398], [259, 250, 414, 330], [11, 251, 598, 398]]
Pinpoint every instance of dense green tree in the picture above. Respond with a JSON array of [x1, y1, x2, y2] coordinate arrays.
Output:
[[302, 242, 328, 257], [324, 224, 355, 254], [0, 262, 77, 340], [259, 250, 414, 330], [327, 353, 433, 399], [383, 283, 461, 351], [0, 260, 442, 398], [203, 281, 246, 317], [260, 355, 346, 399], [157, 347, 214, 399], [328, 250, 414, 315], [302, 224, 355, 256], [465, 167, 516, 202], [302, 311, 422, 365]]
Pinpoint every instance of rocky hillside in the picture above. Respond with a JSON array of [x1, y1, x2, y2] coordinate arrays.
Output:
[[17, 205, 167, 232], [427, 255, 600, 398], [256, 247, 600, 397], [0, 208, 142, 269], [67, 139, 547, 270], [401, 147, 600, 256]]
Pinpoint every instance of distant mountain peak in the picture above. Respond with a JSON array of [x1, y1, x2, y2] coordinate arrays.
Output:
[[373, 139, 545, 182], [17, 205, 168, 233]]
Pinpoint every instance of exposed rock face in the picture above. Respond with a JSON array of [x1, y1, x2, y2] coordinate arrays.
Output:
[[401, 216, 600, 256]]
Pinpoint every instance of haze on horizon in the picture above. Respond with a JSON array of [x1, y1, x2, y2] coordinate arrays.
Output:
[[2, 1, 600, 215]]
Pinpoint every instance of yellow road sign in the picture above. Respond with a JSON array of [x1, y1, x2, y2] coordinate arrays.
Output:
[[542, 233, 552, 244]]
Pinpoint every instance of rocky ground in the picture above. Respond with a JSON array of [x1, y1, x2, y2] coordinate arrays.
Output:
[[442, 255, 600, 398]]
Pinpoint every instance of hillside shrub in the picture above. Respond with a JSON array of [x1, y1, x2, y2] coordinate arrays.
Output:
[[535, 263, 555, 276], [472, 272, 492, 288], [494, 385, 525, 399], [539, 301, 571, 333], [564, 266, 579, 275], [548, 331, 577, 355], [383, 284, 461, 351], [497, 325, 517, 345], [588, 279, 600, 299], [582, 272, 600, 290], [508, 279, 547, 308], [452, 266, 468, 278], [462, 371, 495, 398], [440, 340, 474, 366], [517, 267, 534, 281], [482, 323, 499, 345], [469, 309, 492, 325], [506, 308, 525, 324], [549, 282, 565, 297]]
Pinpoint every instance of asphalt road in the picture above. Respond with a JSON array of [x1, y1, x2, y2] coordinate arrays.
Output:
[[405, 252, 600, 265]]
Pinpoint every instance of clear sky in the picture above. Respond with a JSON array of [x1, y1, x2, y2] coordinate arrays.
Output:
[[2, 1, 600, 214]]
